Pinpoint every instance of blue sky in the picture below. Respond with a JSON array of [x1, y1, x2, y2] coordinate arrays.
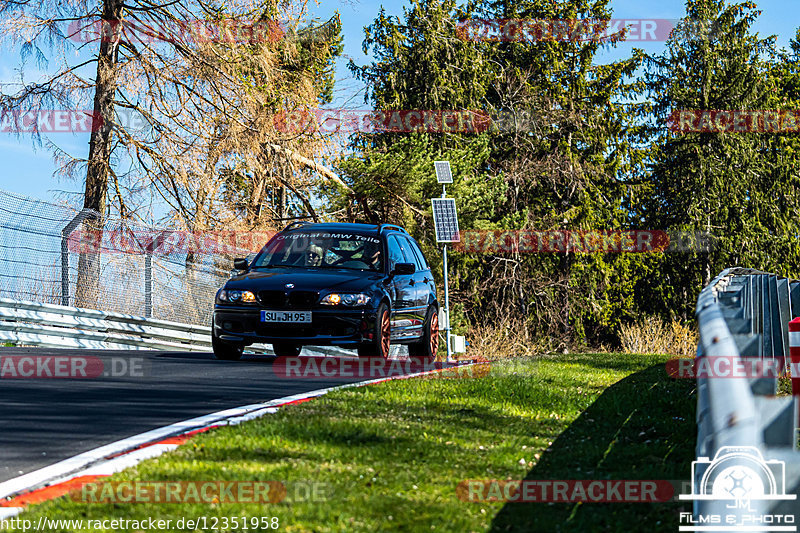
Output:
[[0, 0, 797, 206]]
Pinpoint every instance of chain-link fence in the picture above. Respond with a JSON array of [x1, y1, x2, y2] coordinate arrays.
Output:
[[0, 188, 250, 326]]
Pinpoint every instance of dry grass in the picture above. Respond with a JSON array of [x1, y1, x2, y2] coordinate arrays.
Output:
[[619, 318, 698, 356], [464, 318, 539, 360]]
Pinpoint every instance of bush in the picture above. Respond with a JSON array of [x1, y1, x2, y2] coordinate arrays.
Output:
[[619, 319, 698, 356]]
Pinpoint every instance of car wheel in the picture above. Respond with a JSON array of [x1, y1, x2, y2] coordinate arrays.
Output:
[[212, 334, 244, 361], [408, 306, 439, 362], [357, 303, 391, 358], [272, 342, 302, 357]]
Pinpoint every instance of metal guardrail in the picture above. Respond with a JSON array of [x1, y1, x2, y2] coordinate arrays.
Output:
[[693, 268, 800, 523], [0, 297, 217, 351], [0, 297, 364, 357]]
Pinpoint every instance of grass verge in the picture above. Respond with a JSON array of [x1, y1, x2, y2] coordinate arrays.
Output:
[[8, 353, 696, 532]]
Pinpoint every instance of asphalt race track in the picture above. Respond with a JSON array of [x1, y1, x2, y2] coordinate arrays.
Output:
[[0, 348, 366, 483]]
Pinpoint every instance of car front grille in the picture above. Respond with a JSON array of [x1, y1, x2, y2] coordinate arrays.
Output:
[[288, 290, 318, 309], [258, 290, 285, 308], [257, 290, 319, 310]]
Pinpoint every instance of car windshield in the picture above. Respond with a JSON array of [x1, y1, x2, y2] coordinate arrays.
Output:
[[252, 231, 383, 272]]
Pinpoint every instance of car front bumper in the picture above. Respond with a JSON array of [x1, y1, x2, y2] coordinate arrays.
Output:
[[213, 305, 378, 346]]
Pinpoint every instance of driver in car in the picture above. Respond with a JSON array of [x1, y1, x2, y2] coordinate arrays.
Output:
[[365, 243, 381, 270], [305, 243, 324, 267]]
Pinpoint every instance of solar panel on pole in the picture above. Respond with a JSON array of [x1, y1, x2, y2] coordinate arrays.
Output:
[[431, 198, 460, 243], [434, 161, 453, 184]]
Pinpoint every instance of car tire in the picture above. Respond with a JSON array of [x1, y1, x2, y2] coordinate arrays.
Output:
[[408, 305, 439, 363], [272, 342, 302, 357], [212, 334, 244, 361], [357, 303, 391, 358]]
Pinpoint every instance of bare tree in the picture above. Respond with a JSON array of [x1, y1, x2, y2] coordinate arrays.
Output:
[[0, 0, 348, 305]]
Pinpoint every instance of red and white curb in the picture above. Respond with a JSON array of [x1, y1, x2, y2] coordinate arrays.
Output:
[[0, 362, 481, 519]]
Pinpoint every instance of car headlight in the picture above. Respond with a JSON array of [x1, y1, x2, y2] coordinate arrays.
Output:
[[216, 289, 256, 304], [320, 293, 371, 306]]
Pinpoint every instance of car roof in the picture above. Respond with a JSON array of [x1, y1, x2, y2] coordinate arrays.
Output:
[[282, 222, 406, 236]]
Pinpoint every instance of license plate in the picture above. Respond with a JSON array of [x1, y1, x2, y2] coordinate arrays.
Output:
[[261, 310, 311, 323]]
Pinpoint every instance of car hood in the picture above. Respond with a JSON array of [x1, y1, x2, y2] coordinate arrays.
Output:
[[225, 268, 383, 293]]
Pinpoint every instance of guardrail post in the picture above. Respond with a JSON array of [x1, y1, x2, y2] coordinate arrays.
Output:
[[60, 209, 100, 307], [763, 275, 774, 367]]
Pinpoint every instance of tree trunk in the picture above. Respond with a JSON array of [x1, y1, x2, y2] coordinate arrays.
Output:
[[277, 181, 286, 220], [75, 0, 123, 308]]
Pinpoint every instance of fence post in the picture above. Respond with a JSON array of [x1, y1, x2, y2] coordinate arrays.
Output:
[[60, 209, 99, 307], [144, 253, 152, 317], [143, 231, 172, 319]]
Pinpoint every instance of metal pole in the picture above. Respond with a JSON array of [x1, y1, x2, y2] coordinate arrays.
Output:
[[60, 209, 98, 307], [61, 237, 70, 307], [144, 252, 152, 318], [143, 231, 171, 320], [443, 242, 452, 363], [441, 183, 452, 362]]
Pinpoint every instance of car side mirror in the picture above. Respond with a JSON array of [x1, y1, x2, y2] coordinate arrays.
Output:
[[233, 258, 249, 271], [393, 262, 415, 275]]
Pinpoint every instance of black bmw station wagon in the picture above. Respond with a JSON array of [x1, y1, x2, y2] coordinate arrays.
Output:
[[212, 222, 439, 361]]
